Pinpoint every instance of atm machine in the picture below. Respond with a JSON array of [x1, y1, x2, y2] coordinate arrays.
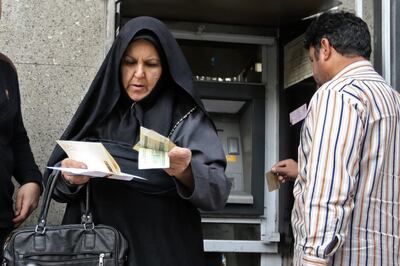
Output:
[[194, 76, 266, 215], [174, 36, 281, 266]]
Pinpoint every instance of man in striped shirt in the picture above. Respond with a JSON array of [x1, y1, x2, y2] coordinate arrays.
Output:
[[291, 11, 400, 265]]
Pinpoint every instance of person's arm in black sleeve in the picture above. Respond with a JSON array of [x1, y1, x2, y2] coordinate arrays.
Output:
[[170, 110, 231, 211], [9, 63, 43, 227], [10, 70, 42, 189]]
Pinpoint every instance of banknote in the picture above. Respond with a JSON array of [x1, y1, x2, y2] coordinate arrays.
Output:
[[134, 126, 176, 169], [138, 148, 170, 169], [265, 171, 280, 192], [133, 126, 175, 152]]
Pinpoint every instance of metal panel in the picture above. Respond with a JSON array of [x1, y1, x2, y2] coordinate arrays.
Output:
[[382, 0, 391, 84], [204, 240, 278, 253], [105, 0, 116, 54], [373, 0, 383, 75], [391, 0, 400, 90], [172, 30, 275, 45], [202, 217, 263, 224], [120, 0, 340, 28], [355, 0, 363, 18], [262, 44, 280, 243]]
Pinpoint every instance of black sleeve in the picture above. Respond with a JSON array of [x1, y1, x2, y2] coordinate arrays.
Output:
[[10, 66, 43, 191], [171, 110, 231, 211], [46, 162, 86, 203]]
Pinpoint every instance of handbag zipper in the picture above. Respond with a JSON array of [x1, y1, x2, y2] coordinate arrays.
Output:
[[99, 253, 105, 266], [20, 252, 111, 262]]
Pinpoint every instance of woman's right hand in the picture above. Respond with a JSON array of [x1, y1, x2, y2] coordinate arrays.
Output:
[[60, 158, 90, 186]]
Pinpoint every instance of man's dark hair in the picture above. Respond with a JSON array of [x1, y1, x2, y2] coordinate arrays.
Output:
[[304, 11, 371, 60]]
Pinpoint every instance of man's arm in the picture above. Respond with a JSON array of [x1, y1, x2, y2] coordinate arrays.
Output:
[[301, 89, 365, 265]]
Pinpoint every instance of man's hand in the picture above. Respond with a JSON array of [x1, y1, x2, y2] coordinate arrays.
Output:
[[271, 159, 298, 183], [60, 158, 90, 186], [12, 182, 41, 227], [164, 146, 194, 190]]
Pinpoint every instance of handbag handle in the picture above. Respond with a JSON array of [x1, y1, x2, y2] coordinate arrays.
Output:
[[36, 172, 92, 233], [80, 183, 93, 227]]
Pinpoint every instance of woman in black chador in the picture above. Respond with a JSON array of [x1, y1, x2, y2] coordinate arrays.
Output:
[[45, 16, 231, 266]]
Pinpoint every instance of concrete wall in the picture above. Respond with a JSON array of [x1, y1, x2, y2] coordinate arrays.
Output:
[[0, 0, 107, 225]]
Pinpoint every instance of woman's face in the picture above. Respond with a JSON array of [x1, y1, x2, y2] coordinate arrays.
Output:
[[121, 39, 162, 101]]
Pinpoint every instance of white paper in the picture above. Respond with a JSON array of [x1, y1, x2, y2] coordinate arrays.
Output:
[[47, 166, 146, 182], [289, 103, 308, 125], [56, 140, 119, 173]]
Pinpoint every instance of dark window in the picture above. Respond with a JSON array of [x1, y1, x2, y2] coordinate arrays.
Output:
[[177, 40, 263, 84]]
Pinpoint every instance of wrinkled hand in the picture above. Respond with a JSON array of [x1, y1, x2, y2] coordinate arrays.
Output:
[[164, 146, 194, 189], [271, 159, 298, 183], [61, 158, 90, 186], [13, 182, 41, 227]]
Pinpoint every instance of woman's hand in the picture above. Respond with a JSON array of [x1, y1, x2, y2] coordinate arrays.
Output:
[[12, 182, 41, 227], [271, 159, 298, 183], [164, 146, 194, 190], [60, 158, 90, 186]]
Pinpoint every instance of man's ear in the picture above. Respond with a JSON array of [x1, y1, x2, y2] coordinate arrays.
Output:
[[320, 38, 332, 61]]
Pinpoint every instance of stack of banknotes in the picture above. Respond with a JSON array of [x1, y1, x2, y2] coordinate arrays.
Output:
[[134, 126, 176, 169]]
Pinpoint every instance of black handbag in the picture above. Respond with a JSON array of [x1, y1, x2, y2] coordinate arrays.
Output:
[[2, 174, 128, 266]]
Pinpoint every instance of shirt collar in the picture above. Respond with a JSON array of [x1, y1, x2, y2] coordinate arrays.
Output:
[[331, 59, 373, 80]]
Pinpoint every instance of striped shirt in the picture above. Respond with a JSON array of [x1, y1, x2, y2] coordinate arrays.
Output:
[[292, 60, 400, 266]]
